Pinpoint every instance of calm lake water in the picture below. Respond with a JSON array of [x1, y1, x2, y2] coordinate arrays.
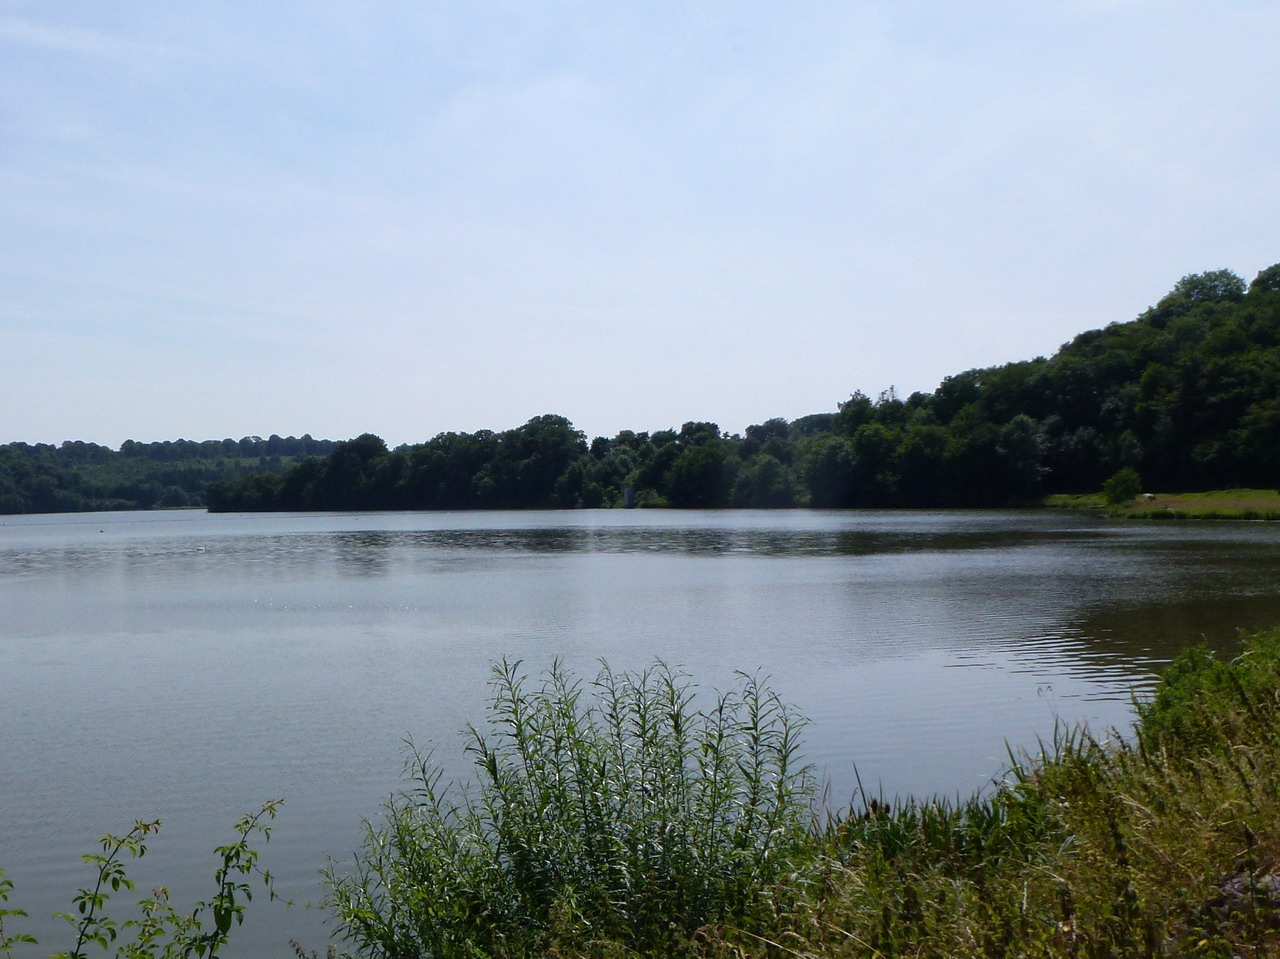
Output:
[[4, 508, 1280, 956]]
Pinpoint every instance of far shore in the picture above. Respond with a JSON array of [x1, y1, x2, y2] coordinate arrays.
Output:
[[1046, 487, 1280, 520]]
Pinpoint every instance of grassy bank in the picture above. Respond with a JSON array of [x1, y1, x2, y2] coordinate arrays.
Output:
[[1046, 487, 1280, 520], [319, 633, 1280, 959], [737, 629, 1280, 958]]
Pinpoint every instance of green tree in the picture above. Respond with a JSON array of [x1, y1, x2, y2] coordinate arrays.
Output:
[[665, 440, 737, 504], [741, 418, 791, 460], [309, 434, 388, 509], [731, 454, 796, 508], [1165, 269, 1247, 304], [491, 414, 588, 508], [1102, 467, 1142, 504], [1249, 262, 1280, 295], [665, 442, 736, 508], [997, 414, 1045, 502], [834, 391, 874, 435], [850, 423, 901, 506], [800, 435, 855, 507], [677, 421, 722, 446], [896, 424, 949, 506]]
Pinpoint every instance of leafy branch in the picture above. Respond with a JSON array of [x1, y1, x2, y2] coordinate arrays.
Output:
[[2, 800, 283, 959]]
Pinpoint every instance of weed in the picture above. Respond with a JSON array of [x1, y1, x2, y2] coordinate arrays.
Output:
[[325, 660, 815, 957], [0, 801, 282, 959]]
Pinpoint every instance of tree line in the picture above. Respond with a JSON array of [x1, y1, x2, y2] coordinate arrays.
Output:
[[5, 263, 1277, 515], [203, 263, 1280, 513], [0, 435, 334, 513]]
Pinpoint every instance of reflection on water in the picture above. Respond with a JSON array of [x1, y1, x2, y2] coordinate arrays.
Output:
[[0, 511, 1131, 575], [2, 508, 1280, 959]]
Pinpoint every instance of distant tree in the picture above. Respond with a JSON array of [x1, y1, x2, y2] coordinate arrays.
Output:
[[997, 414, 1046, 502], [932, 372, 983, 424], [896, 424, 948, 506], [552, 458, 592, 507], [677, 421, 722, 447], [873, 386, 910, 427], [634, 440, 682, 496], [834, 391, 874, 435], [497, 414, 588, 508], [1102, 467, 1142, 504], [850, 423, 901, 506], [744, 418, 790, 444], [665, 443, 735, 508], [649, 429, 678, 448], [307, 433, 388, 508], [790, 412, 837, 436], [800, 435, 855, 507], [740, 418, 789, 459], [585, 447, 637, 506], [731, 454, 796, 508], [1163, 269, 1247, 305], [943, 417, 1006, 506], [1250, 263, 1280, 295]]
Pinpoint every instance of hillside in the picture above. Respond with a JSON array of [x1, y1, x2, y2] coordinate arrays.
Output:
[[0, 435, 335, 514], [204, 264, 1280, 512]]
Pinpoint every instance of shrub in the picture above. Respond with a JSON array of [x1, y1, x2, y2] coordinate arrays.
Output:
[[1136, 626, 1280, 753], [325, 660, 816, 957], [1102, 467, 1142, 505]]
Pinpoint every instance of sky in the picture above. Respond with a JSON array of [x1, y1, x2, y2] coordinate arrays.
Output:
[[2, 1, 1278, 448]]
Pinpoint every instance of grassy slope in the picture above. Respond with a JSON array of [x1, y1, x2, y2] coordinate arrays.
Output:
[[1046, 488, 1280, 520]]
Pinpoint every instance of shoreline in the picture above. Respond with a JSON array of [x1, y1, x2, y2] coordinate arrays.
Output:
[[1045, 487, 1280, 520]]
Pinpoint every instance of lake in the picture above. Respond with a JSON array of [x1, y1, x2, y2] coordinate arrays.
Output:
[[3, 508, 1280, 956]]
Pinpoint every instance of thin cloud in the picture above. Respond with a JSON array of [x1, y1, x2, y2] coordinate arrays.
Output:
[[0, 15, 171, 60]]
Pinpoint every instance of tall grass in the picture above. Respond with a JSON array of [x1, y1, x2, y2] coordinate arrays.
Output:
[[746, 628, 1280, 958], [325, 660, 816, 958]]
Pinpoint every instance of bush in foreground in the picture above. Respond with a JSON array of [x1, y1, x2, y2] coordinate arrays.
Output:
[[324, 636, 1280, 958], [324, 660, 815, 957]]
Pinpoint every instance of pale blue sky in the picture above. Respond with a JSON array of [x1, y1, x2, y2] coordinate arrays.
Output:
[[3, 1, 1277, 447]]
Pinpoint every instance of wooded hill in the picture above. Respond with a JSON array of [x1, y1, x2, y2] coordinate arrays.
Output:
[[203, 263, 1280, 512], [0, 435, 335, 514], [4, 263, 1276, 515]]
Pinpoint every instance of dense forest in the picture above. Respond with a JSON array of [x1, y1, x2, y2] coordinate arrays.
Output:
[[202, 263, 1280, 513], [0, 435, 335, 513], [4, 264, 1277, 515]]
